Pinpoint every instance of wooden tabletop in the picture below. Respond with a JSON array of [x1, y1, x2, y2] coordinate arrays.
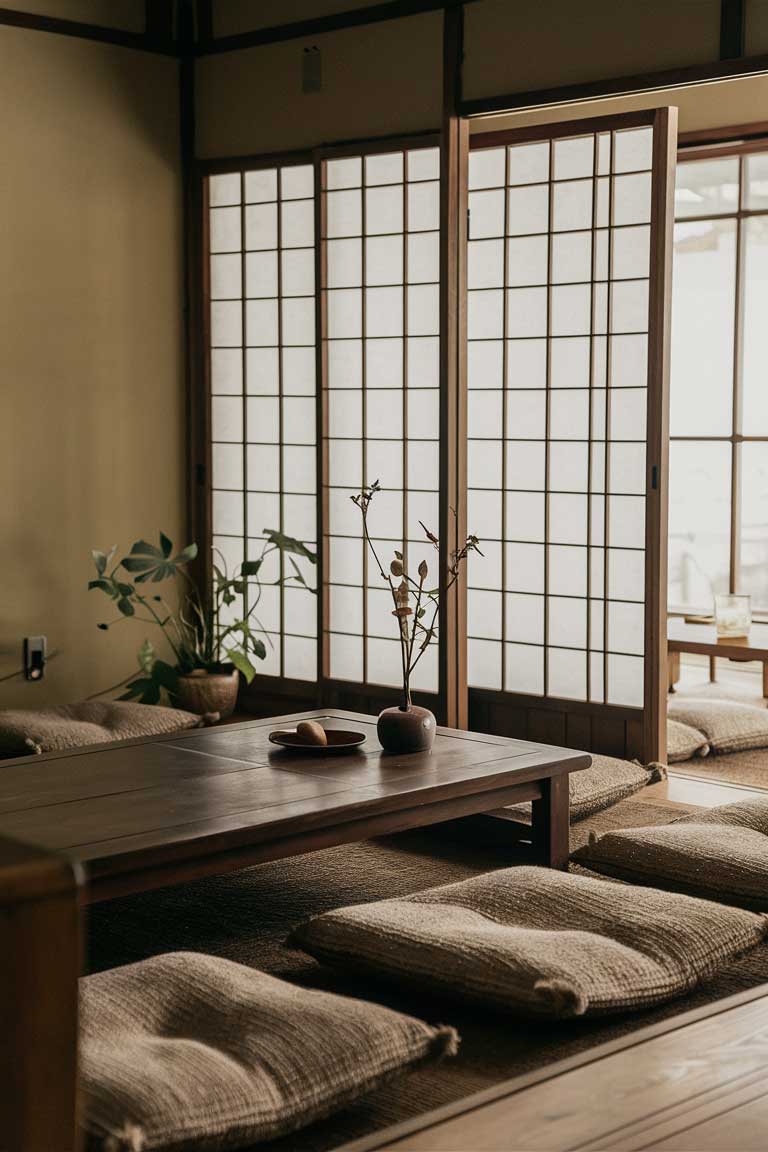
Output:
[[0, 709, 589, 902], [342, 983, 768, 1151], [668, 617, 768, 657]]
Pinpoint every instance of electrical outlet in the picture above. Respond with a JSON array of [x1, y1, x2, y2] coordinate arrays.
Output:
[[24, 636, 47, 681]]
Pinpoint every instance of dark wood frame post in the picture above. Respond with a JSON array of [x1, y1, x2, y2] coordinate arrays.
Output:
[[439, 4, 469, 729], [0, 839, 82, 1152], [644, 106, 677, 763]]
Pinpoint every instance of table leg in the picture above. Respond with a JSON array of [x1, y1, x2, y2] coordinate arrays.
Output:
[[531, 775, 569, 870], [709, 655, 717, 684], [668, 650, 680, 693], [763, 661, 768, 700]]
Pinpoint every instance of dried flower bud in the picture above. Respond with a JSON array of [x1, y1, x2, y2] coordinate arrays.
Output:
[[418, 559, 428, 581], [395, 579, 409, 607], [390, 559, 404, 576]]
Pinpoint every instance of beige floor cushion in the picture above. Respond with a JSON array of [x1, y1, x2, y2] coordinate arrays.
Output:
[[502, 755, 664, 825], [0, 701, 201, 758], [291, 866, 767, 1020], [80, 951, 457, 1152], [666, 718, 710, 763], [668, 697, 768, 754], [572, 796, 768, 910]]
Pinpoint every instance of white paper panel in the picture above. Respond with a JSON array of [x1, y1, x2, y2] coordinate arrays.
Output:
[[322, 146, 440, 692], [505, 642, 544, 695], [208, 165, 317, 683], [468, 638, 502, 689]]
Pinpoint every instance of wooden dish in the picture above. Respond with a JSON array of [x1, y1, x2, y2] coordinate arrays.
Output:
[[268, 729, 367, 753]]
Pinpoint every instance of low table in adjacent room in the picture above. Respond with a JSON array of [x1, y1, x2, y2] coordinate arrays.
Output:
[[668, 617, 768, 698]]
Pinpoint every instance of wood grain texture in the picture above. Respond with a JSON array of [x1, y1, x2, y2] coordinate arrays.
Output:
[[0, 837, 82, 1152], [645, 105, 677, 765], [0, 710, 589, 902], [340, 984, 768, 1152], [669, 618, 768, 659]]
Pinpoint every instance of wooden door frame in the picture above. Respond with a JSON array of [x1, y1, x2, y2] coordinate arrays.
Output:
[[439, 4, 469, 728], [466, 107, 676, 764]]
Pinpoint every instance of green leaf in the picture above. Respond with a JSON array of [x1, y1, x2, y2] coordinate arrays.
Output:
[[394, 550, 403, 561], [288, 557, 310, 590], [119, 677, 154, 701], [97, 623, 109, 631], [262, 529, 317, 564], [227, 648, 257, 684], [241, 559, 262, 577], [121, 556, 157, 573], [118, 687, 142, 701], [88, 578, 113, 595], [176, 543, 198, 563], [160, 532, 173, 558], [117, 597, 135, 617], [152, 659, 179, 691], [129, 539, 164, 559], [137, 638, 155, 675], [139, 680, 161, 705], [249, 637, 266, 660], [92, 549, 108, 576]]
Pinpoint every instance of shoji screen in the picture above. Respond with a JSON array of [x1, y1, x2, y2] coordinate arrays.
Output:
[[207, 162, 318, 684], [320, 143, 442, 700], [466, 110, 675, 762]]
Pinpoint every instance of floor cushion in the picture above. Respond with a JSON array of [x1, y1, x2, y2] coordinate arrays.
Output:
[[667, 718, 710, 763], [500, 755, 664, 825], [668, 697, 768, 755], [0, 701, 202, 758], [290, 865, 767, 1020], [572, 796, 768, 910], [80, 951, 457, 1152]]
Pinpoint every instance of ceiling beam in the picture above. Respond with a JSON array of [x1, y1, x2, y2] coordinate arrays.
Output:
[[0, 4, 176, 55], [195, 0, 478, 57]]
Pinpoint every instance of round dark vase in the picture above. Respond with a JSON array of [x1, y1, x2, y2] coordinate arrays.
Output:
[[377, 704, 436, 754]]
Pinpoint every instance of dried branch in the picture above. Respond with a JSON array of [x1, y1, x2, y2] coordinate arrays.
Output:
[[352, 484, 481, 709]]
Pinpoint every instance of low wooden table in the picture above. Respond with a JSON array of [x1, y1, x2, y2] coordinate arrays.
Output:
[[0, 708, 590, 1151], [343, 983, 768, 1151], [668, 617, 768, 698]]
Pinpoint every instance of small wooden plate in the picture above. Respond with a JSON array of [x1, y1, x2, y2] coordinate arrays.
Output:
[[268, 729, 366, 753]]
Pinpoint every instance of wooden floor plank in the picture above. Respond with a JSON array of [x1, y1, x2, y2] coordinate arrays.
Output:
[[348, 993, 768, 1152]]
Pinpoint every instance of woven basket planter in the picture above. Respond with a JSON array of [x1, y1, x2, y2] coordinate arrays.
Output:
[[175, 668, 239, 719]]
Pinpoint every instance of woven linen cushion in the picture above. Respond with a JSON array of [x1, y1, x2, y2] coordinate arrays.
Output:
[[290, 865, 767, 1020], [0, 701, 201, 758], [666, 718, 710, 762], [80, 951, 457, 1152], [502, 755, 664, 825], [668, 697, 768, 754], [572, 796, 768, 910]]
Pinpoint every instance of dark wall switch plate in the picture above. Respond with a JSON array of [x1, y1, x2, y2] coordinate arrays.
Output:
[[302, 46, 322, 93], [24, 636, 47, 681]]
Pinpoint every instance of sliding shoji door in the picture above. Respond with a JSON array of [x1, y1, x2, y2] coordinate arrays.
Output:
[[465, 110, 676, 762], [206, 159, 319, 708], [319, 140, 443, 713]]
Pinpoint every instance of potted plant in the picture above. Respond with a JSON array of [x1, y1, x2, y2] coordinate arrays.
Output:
[[352, 481, 482, 753], [89, 530, 316, 718]]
